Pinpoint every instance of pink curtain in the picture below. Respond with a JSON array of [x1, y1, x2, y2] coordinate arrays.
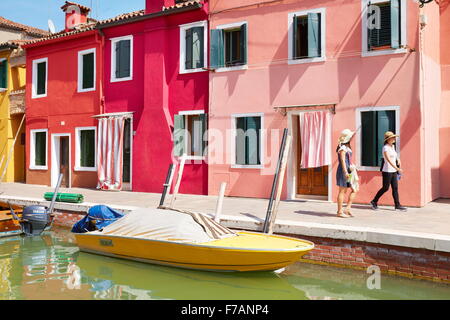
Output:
[[299, 111, 331, 168], [97, 116, 125, 191]]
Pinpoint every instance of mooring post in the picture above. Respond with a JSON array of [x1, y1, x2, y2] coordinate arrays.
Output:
[[159, 163, 175, 208], [169, 154, 187, 209], [214, 182, 227, 222]]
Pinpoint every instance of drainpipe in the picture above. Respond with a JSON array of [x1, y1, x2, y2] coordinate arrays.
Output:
[[95, 29, 105, 115]]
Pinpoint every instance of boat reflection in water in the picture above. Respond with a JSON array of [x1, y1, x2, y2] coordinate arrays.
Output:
[[0, 229, 307, 300]]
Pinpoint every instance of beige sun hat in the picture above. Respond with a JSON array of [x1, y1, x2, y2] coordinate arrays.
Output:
[[338, 129, 355, 144], [384, 131, 399, 142]]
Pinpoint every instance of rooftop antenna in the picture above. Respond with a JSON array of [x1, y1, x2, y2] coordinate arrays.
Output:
[[48, 19, 56, 33]]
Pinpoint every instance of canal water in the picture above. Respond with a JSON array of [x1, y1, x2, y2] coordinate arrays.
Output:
[[0, 228, 449, 300]]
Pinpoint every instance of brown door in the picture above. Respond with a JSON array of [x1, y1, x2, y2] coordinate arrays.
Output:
[[59, 137, 70, 188], [296, 118, 328, 196]]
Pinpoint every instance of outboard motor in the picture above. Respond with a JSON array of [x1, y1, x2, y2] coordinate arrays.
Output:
[[9, 174, 63, 236]]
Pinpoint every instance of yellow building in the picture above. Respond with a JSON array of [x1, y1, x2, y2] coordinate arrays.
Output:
[[0, 17, 49, 182]]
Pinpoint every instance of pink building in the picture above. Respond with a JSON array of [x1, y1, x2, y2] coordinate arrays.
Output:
[[207, 0, 450, 207]]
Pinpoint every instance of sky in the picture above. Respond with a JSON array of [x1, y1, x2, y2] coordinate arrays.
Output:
[[1, 0, 145, 32]]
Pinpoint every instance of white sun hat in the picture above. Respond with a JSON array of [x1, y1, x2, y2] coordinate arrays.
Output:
[[338, 129, 355, 144]]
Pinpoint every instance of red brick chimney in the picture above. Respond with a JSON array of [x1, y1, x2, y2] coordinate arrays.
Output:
[[61, 1, 91, 32]]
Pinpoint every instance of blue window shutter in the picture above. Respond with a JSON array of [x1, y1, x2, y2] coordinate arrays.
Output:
[[174, 115, 185, 157], [240, 23, 247, 65], [185, 28, 193, 69], [390, 0, 401, 49], [307, 12, 321, 58], [210, 29, 224, 69], [376, 110, 396, 166]]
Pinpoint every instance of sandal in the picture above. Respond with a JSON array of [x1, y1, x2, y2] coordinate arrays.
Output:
[[344, 210, 354, 217], [336, 212, 350, 218]]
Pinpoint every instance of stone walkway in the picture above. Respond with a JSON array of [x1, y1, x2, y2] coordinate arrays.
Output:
[[1, 182, 450, 252]]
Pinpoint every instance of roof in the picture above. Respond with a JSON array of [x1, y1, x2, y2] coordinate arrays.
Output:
[[0, 16, 50, 37], [0, 39, 30, 51], [61, 1, 91, 14], [23, 1, 203, 48]]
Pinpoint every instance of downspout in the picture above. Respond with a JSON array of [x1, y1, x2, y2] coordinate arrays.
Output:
[[418, 6, 426, 206], [95, 28, 105, 115]]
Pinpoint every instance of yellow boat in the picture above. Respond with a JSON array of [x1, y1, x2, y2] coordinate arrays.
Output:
[[74, 207, 314, 272]]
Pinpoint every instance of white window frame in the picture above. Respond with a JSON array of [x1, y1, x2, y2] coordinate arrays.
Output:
[[355, 105, 400, 171], [32, 57, 48, 99], [75, 126, 97, 171], [214, 21, 249, 73], [179, 20, 208, 74], [77, 48, 96, 93], [110, 35, 133, 83], [288, 8, 327, 65], [0, 58, 7, 92], [30, 129, 48, 170], [231, 113, 264, 169], [361, 0, 407, 57], [178, 110, 206, 161]]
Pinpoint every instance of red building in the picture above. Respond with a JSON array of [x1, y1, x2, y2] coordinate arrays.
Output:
[[24, 1, 209, 195]]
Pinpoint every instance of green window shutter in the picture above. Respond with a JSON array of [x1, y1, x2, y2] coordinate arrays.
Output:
[[390, 0, 401, 49], [210, 29, 224, 69], [293, 15, 298, 59], [240, 24, 247, 65], [80, 130, 95, 167], [174, 114, 185, 157], [307, 12, 321, 58], [245, 117, 261, 165], [82, 52, 95, 89], [198, 113, 207, 157], [0, 59, 7, 89], [376, 110, 396, 166], [235, 117, 246, 165], [361, 111, 377, 167], [185, 28, 193, 70], [192, 27, 204, 69], [35, 132, 46, 166], [37, 62, 46, 95]]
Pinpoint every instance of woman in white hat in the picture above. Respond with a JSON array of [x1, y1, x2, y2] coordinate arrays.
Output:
[[370, 131, 407, 212], [336, 129, 358, 218]]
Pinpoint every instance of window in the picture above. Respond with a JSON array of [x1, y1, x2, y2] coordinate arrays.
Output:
[[32, 58, 48, 98], [180, 21, 207, 74], [111, 35, 133, 82], [288, 8, 326, 63], [75, 127, 96, 171], [0, 58, 7, 90], [78, 48, 96, 92], [233, 114, 263, 167], [359, 108, 398, 168], [211, 22, 247, 70], [173, 112, 207, 159], [362, 0, 406, 56], [30, 129, 48, 169]]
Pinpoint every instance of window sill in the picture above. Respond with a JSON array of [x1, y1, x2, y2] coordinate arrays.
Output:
[[357, 166, 380, 172], [214, 65, 248, 73], [288, 56, 326, 65], [179, 68, 207, 75], [110, 76, 133, 83], [362, 48, 408, 58], [0, 88, 7, 93], [29, 166, 48, 171], [77, 87, 96, 93], [231, 164, 263, 169], [74, 166, 97, 172], [31, 93, 47, 99]]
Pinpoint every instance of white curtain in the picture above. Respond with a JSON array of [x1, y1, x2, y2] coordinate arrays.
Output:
[[97, 116, 125, 191], [299, 110, 331, 168]]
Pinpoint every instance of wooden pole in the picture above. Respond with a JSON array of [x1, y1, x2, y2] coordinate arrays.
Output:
[[169, 153, 187, 209], [267, 134, 292, 235], [158, 163, 175, 208], [0, 114, 25, 182], [214, 182, 227, 222]]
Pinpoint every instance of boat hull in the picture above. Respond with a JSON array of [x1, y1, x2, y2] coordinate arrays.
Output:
[[0, 218, 22, 238], [74, 231, 314, 272]]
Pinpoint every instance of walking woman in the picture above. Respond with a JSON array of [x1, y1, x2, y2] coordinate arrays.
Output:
[[370, 131, 407, 212], [336, 129, 358, 218]]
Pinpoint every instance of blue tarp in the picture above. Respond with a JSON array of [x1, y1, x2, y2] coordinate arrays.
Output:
[[71, 205, 124, 233]]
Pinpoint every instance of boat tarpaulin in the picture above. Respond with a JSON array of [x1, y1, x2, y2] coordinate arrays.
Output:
[[72, 205, 124, 233], [44, 192, 84, 203], [89, 208, 236, 244]]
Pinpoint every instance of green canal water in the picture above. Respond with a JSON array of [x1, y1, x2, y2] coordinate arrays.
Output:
[[0, 228, 449, 300]]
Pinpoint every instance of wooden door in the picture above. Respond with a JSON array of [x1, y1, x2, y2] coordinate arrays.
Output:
[[59, 137, 70, 188], [296, 118, 328, 196]]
